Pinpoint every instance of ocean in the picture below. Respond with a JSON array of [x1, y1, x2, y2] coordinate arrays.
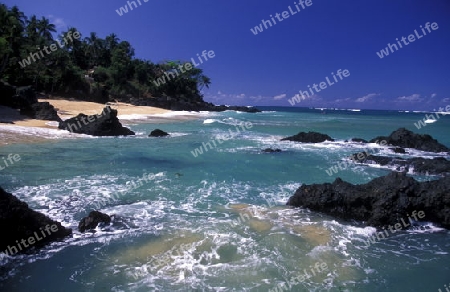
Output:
[[1, 107, 449, 291]]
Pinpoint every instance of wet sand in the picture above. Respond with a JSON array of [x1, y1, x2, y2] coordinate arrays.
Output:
[[0, 99, 198, 146]]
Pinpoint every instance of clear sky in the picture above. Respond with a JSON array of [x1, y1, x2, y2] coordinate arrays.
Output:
[[4, 0, 450, 110]]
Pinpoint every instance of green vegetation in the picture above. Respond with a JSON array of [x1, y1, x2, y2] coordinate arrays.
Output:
[[0, 4, 211, 103]]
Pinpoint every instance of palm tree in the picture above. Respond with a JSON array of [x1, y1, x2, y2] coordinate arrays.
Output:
[[198, 75, 211, 90], [37, 17, 56, 41], [26, 15, 39, 41], [0, 5, 25, 76], [9, 5, 26, 27], [105, 33, 119, 51], [84, 32, 104, 67]]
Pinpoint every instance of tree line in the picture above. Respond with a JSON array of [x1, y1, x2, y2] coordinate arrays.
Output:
[[0, 4, 211, 103]]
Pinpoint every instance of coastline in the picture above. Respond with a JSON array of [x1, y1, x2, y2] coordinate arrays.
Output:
[[0, 98, 203, 146]]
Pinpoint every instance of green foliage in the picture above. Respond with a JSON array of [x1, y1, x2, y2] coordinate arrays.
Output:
[[0, 4, 211, 103]]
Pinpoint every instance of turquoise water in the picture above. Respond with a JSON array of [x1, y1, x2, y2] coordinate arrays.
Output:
[[1, 107, 449, 291]]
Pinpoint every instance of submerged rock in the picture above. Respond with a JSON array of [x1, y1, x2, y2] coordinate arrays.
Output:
[[286, 172, 450, 229], [369, 128, 449, 153], [78, 211, 111, 232], [0, 187, 72, 255], [281, 131, 334, 143], [262, 148, 282, 153], [58, 106, 135, 136], [149, 129, 169, 137]]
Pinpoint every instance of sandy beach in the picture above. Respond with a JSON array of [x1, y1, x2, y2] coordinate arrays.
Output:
[[0, 99, 200, 146]]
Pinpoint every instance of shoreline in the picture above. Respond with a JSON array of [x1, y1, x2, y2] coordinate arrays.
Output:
[[0, 99, 204, 146]]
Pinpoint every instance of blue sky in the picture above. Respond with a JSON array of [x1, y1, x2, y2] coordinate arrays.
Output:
[[4, 0, 450, 110]]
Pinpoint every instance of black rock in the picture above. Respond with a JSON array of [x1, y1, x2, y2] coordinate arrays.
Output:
[[390, 147, 406, 154], [369, 128, 449, 153], [355, 155, 450, 175], [78, 211, 111, 233], [0, 187, 72, 254], [0, 81, 38, 117], [355, 154, 395, 166], [31, 102, 62, 122], [262, 148, 282, 153], [58, 106, 135, 136], [286, 172, 450, 229], [281, 131, 334, 143], [149, 129, 169, 137]]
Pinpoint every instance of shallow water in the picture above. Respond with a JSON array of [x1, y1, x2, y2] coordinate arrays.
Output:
[[1, 107, 449, 291]]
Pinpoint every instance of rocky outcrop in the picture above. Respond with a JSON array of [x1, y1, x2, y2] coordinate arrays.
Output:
[[355, 155, 450, 175], [78, 211, 111, 232], [31, 102, 62, 122], [124, 96, 261, 113], [0, 187, 72, 254], [58, 106, 135, 136], [149, 129, 169, 137], [0, 81, 61, 122], [286, 172, 450, 229], [281, 132, 334, 143], [0, 82, 37, 110], [369, 128, 449, 153]]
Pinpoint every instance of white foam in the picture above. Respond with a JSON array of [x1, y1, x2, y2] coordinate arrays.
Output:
[[0, 124, 85, 139]]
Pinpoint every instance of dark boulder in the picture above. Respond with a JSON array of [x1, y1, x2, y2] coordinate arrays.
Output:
[[0, 82, 38, 117], [286, 172, 450, 229], [369, 128, 449, 153], [0, 187, 72, 255], [281, 131, 334, 143], [409, 157, 450, 175], [31, 102, 62, 122], [0, 82, 61, 122], [262, 148, 282, 153], [78, 211, 111, 233], [355, 154, 394, 165], [149, 129, 169, 137], [58, 106, 135, 136]]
